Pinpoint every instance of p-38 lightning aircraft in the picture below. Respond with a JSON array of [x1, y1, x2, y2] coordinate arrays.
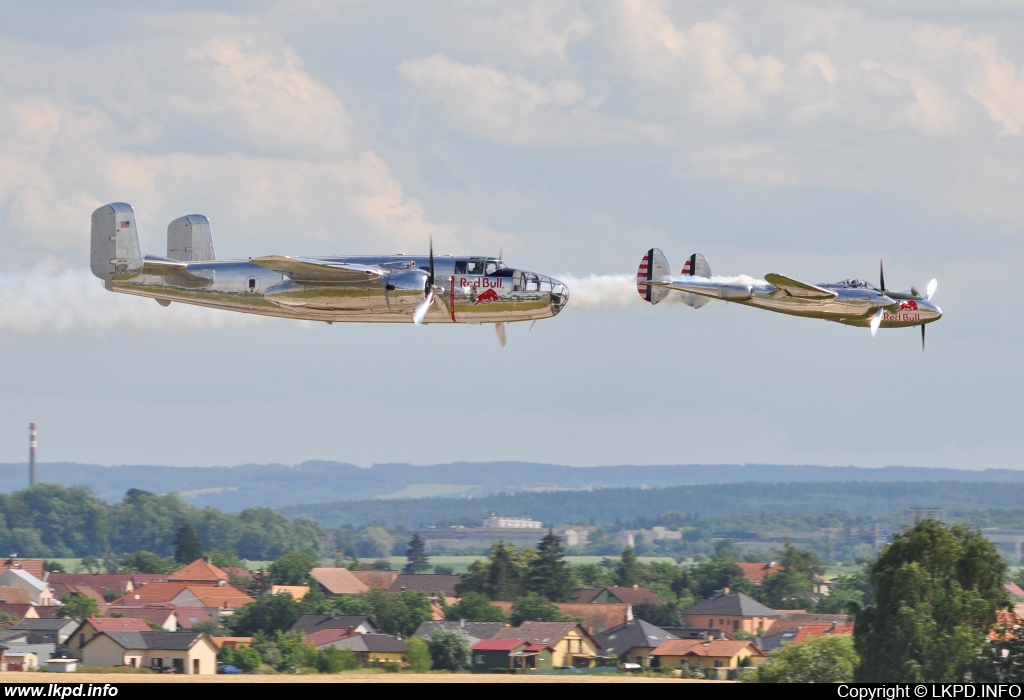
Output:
[[637, 248, 942, 349], [90, 203, 569, 344]]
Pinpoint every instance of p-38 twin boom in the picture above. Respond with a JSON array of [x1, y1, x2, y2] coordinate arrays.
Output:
[[90, 203, 569, 344], [637, 248, 941, 349]]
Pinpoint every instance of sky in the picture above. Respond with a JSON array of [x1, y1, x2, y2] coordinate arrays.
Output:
[[0, 1, 1021, 472]]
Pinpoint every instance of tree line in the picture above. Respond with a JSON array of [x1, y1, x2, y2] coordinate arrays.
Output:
[[0, 484, 324, 559]]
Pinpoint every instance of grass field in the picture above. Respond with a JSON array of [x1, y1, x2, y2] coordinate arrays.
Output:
[[0, 672, 692, 684]]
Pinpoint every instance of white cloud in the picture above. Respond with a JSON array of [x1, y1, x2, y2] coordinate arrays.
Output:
[[966, 36, 1024, 136]]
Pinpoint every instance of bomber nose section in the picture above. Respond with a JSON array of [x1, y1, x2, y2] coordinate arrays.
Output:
[[549, 276, 569, 315]]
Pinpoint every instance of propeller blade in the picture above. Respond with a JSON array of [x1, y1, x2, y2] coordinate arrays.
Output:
[[921, 324, 926, 352], [428, 235, 435, 288], [495, 322, 507, 347], [870, 307, 883, 337], [879, 259, 885, 293], [413, 289, 433, 325], [925, 278, 937, 300]]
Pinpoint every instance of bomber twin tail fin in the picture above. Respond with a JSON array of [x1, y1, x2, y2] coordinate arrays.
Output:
[[91, 203, 143, 283], [167, 215, 216, 262], [637, 248, 672, 304]]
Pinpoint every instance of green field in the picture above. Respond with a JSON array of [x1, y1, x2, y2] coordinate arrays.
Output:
[[375, 484, 476, 500]]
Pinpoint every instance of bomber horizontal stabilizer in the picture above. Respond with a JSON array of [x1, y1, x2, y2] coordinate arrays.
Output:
[[141, 256, 214, 285], [251, 256, 383, 283], [764, 274, 837, 300]]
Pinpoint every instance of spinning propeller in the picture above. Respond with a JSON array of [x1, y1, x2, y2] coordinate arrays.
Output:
[[871, 259, 939, 350], [413, 236, 450, 325]]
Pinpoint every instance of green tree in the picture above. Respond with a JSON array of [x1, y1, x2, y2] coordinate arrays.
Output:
[[525, 530, 574, 602], [120, 550, 177, 574], [572, 563, 613, 589], [403, 533, 431, 574], [43, 560, 66, 573], [752, 634, 858, 683], [510, 592, 573, 626], [209, 550, 244, 569], [57, 595, 99, 621], [356, 526, 394, 558], [174, 523, 204, 564], [222, 643, 262, 672], [428, 627, 471, 671], [815, 570, 871, 615], [854, 520, 1010, 682], [228, 591, 303, 636], [269, 551, 319, 586], [445, 592, 507, 622], [405, 637, 433, 672], [615, 547, 638, 587], [79, 555, 101, 574]]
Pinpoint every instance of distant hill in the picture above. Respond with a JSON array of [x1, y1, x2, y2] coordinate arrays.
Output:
[[279, 481, 1024, 529], [2, 460, 1024, 513]]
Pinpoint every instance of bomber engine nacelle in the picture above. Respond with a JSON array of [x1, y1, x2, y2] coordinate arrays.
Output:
[[91, 203, 143, 282], [385, 268, 430, 311]]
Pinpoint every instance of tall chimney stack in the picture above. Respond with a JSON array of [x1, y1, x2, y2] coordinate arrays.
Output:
[[29, 423, 36, 487]]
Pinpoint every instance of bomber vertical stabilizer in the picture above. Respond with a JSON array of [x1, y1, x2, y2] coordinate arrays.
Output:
[[637, 248, 672, 305], [90, 203, 143, 282], [167, 215, 216, 261], [679, 253, 712, 309]]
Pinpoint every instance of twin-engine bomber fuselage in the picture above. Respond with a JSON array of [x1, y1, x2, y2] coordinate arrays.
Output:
[[90, 203, 569, 339]]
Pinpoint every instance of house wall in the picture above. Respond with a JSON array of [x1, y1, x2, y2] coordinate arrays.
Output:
[[80, 636, 218, 674], [683, 614, 775, 635], [554, 628, 601, 668]]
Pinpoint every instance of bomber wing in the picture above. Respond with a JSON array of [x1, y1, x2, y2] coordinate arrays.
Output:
[[250, 256, 384, 283], [141, 256, 214, 284], [764, 273, 837, 300]]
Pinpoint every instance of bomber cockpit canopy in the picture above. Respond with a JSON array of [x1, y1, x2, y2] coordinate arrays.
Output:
[[454, 257, 508, 276]]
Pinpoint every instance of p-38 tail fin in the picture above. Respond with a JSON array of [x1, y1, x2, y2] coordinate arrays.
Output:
[[678, 252, 712, 309], [90, 202, 143, 282], [637, 248, 672, 304]]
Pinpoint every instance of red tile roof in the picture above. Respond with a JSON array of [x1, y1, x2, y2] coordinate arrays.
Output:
[[1005, 583, 1024, 598], [0, 587, 31, 604], [789, 624, 854, 645], [649, 638, 704, 657], [111, 583, 188, 604], [174, 607, 212, 629], [473, 638, 527, 652], [310, 569, 370, 596], [85, 617, 151, 633], [349, 571, 398, 589], [306, 627, 358, 647], [169, 559, 229, 584], [551, 603, 631, 634], [602, 587, 664, 606], [178, 586, 254, 609], [681, 640, 765, 659], [736, 562, 783, 586], [0, 560, 45, 580]]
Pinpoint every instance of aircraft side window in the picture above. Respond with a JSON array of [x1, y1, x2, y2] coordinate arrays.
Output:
[[530, 274, 540, 291], [455, 261, 467, 274], [247, 277, 259, 292], [467, 261, 482, 275], [513, 270, 525, 291], [485, 261, 498, 275]]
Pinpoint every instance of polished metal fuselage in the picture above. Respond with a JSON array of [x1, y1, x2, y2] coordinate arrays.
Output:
[[107, 255, 569, 325], [666, 279, 942, 328]]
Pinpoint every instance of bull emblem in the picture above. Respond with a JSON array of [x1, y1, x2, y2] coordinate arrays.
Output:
[[475, 289, 500, 305], [899, 300, 919, 311]]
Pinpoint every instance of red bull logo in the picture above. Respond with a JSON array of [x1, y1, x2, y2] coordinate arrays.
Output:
[[475, 289, 500, 305], [899, 300, 919, 311]]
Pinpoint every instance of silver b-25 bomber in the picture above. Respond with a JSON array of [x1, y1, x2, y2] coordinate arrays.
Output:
[[90, 203, 569, 344], [637, 248, 942, 349]]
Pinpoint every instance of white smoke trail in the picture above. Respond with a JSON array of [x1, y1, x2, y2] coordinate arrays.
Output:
[[0, 268, 264, 334], [557, 274, 644, 311], [557, 272, 770, 312]]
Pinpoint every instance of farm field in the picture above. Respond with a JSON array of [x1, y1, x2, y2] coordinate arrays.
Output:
[[0, 672, 690, 684]]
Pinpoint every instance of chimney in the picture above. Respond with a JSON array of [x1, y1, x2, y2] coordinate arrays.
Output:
[[28, 423, 37, 487], [460, 619, 465, 628], [204, 556, 212, 564]]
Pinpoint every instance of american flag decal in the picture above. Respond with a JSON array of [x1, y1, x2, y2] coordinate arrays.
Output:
[[120, 221, 130, 229]]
